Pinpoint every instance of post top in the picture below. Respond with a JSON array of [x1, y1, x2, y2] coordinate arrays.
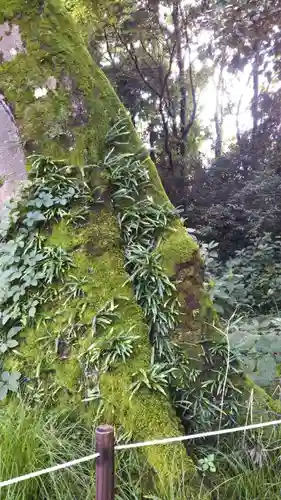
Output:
[[96, 424, 114, 435]]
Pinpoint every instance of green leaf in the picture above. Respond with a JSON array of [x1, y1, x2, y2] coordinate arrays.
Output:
[[1, 371, 10, 382], [7, 339, 19, 348], [0, 383, 8, 401], [29, 306, 36, 318], [7, 326, 21, 338]]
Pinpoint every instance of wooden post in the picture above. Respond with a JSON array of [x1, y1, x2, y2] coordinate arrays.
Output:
[[95, 424, 115, 500]]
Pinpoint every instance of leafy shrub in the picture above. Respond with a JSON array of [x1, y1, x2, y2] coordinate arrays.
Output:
[[206, 233, 281, 316], [228, 314, 281, 387], [184, 115, 281, 259], [203, 233, 281, 387], [0, 155, 92, 400]]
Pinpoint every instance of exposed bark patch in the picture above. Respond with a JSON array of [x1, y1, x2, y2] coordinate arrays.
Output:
[[172, 254, 204, 344], [70, 92, 88, 126], [0, 94, 26, 206], [60, 73, 88, 126], [61, 73, 73, 91], [0, 22, 25, 62]]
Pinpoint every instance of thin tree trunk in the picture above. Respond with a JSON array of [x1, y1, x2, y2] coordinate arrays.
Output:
[[252, 48, 259, 137], [214, 63, 224, 158], [172, 1, 186, 157]]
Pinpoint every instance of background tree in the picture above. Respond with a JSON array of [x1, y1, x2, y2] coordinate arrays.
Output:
[[88, 0, 211, 204]]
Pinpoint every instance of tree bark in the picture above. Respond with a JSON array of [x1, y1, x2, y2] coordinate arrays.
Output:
[[252, 48, 259, 137], [172, 1, 187, 157], [214, 65, 223, 158]]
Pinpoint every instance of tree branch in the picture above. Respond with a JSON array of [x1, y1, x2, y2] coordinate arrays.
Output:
[[182, 44, 197, 141], [103, 29, 117, 67], [115, 29, 162, 99]]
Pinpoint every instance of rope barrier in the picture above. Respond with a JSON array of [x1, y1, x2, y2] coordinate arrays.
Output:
[[0, 453, 100, 488], [115, 418, 281, 450], [1, 418, 281, 488]]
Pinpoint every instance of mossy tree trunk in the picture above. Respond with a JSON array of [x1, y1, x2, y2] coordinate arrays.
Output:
[[1, 2, 280, 497], [0, 0, 203, 494]]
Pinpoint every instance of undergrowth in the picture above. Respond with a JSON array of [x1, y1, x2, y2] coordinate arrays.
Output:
[[0, 155, 93, 400], [203, 234, 281, 388], [0, 402, 95, 500], [200, 427, 281, 500]]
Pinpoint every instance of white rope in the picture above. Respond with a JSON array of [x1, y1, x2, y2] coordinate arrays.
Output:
[[115, 418, 281, 450], [1, 418, 281, 489], [0, 452, 100, 488]]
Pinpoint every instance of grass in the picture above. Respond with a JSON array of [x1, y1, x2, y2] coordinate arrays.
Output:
[[115, 447, 199, 500], [0, 401, 96, 500], [0, 401, 197, 500], [199, 428, 281, 500]]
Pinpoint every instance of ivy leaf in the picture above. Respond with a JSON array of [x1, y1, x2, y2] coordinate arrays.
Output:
[[1, 371, 10, 382], [24, 211, 46, 227], [8, 371, 21, 392], [7, 339, 19, 348], [0, 383, 8, 401], [29, 306, 37, 318], [7, 326, 21, 338]]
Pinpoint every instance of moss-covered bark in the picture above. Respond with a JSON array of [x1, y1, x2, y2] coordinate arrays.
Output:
[[2, 2, 280, 497], [0, 0, 201, 494]]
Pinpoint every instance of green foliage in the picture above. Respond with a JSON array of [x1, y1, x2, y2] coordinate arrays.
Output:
[[208, 234, 281, 316], [119, 199, 177, 248], [0, 155, 93, 400], [87, 328, 140, 371], [105, 117, 181, 361], [104, 149, 151, 205], [172, 338, 242, 432], [0, 326, 21, 354], [198, 454, 216, 473], [186, 122, 281, 260], [125, 244, 178, 323], [92, 298, 120, 334], [116, 447, 195, 499], [0, 371, 21, 400], [203, 429, 281, 500], [62, 274, 88, 304], [104, 117, 241, 436], [228, 314, 281, 387], [203, 233, 281, 387], [130, 363, 176, 398], [0, 403, 97, 500]]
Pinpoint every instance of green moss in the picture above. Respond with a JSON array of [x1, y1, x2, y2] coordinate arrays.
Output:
[[0, 0, 121, 163], [101, 371, 197, 493], [158, 220, 198, 276], [48, 208, 120, 253], [244, 375, 281, 415]]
